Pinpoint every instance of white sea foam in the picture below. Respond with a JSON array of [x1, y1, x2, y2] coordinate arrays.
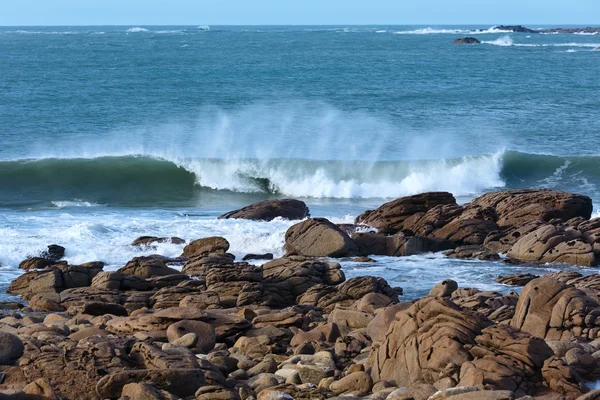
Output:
[[393, 27, 511, 35], [482, 35, 514, 46], [51, 200, 103, 208], [126, 27, 149, 33], [198, 25, 211, 31]]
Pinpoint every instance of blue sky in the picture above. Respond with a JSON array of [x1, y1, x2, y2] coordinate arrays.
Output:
[[0, 0, 598, 26]]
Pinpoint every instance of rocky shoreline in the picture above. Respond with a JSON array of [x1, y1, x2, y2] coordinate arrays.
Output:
[[2, 190, 600, 399]]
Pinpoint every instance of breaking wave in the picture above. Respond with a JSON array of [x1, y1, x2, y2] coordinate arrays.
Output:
[[1, 150, 598, 207]]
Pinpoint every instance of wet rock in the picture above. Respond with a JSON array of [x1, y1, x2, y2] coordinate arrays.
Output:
[[284, 217, 359, 257], [352, 232, 456, 257], [356, 192, 457, 235], [117, 255, 183, 278], [182, 236, 230, 257], [453, 37, 481, 44], [18, 257, 56, 270], [131, 236, 185, 246], [0, 332, 24, 365], [496, 273, 539, 286], [494, 25, 538, 33], [41, 244, 66, 261], [243, 253, 274, 261], [219, 198, 310, 221], [445, 245, 500, 260]]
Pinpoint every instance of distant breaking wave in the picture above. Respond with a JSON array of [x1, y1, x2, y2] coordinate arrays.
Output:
[[0, 151, 598, 207], [393, 27, 512, 35]]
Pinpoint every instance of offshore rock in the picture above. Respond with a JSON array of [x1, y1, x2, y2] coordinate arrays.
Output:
[[219, 198, 310, 221], [453, 37, 481, 44]]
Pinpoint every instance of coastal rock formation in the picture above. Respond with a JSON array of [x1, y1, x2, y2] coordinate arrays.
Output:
[[511, 277, 600, 340], [284, 218, 359, 257], [454, 37, 481, 44], [182, 236, 230, 257], [507, 224, 596, 266], [368, 295, 492, 386], [493, 25, 538, 33], [356, 192, 457, 234], [219, 198, 310, 221]]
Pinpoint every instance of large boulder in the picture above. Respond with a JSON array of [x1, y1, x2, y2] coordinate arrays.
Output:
[[117, 255, 183, 278], [262, 256, 345, 307], [131, 236, 185, 246], [471, 189, 593, 228], [356, 192, 457, 234], [8, 264, 103, 299], [510, 277, 600, 340], [507, 224, 596, 266], [0, 332, 24, 365], [218, 199, 309, 221], [284, 218, 359, 257], [182, 236, 230, 257]]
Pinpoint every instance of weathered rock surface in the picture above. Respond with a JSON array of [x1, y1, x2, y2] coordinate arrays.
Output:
[[368, 295, 492, 386], [285, 218, 359, 257], [511, 277, 600, 340], [356, 192, 457, 234], [219, 198, 310, 221], [182, 236, 230, 257]]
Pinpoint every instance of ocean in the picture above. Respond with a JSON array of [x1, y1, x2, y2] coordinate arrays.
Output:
[[1, 25, 599, 301]]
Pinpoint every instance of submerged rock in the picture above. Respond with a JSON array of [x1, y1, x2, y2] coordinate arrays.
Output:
[[131, 236, 185, 246], [453, 37, 481, 44], [219, 198, 309, 221]]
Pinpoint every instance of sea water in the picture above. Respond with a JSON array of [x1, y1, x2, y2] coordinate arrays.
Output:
[[1, 25, 599, 300]]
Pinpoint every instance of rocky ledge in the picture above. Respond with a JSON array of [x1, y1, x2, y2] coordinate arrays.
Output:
[[3, 189, 600, 400], [491, 25, 600, 35]]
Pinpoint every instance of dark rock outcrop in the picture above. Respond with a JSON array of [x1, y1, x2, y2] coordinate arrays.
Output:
[[219, 199, 309, 221], [454, 37, 481, 44]]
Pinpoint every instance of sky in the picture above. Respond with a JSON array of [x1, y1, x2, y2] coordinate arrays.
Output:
[[0, 0, 598, 26]]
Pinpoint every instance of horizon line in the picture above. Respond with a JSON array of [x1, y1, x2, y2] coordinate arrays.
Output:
[[1, 23, 599, 27]]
